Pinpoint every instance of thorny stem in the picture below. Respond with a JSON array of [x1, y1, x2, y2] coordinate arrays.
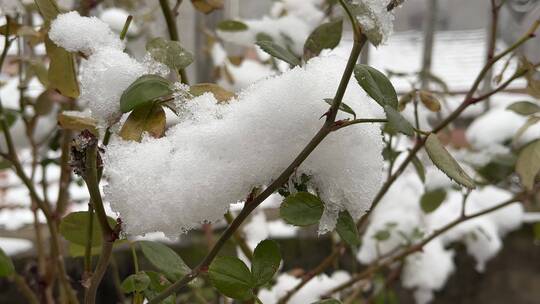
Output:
[[148, 2, 368, 302], [159, 0, 190, 84], [0, 17, 78, 304]]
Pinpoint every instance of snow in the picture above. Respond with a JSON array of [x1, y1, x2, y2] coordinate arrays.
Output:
[[0, 0, 23, 17], [49, 11, 124, 55], [0, 237, 32, 256], [402, 240, 455, 304], [353, 0, 395, 46], [218, 59, 275, 92], [358, 169, 525, 303], [99, 8, 139, 36], [258, 271, 351, 304], [218, 0, 325, 56], [49, 11, 159, 125], [104, 55, 384, 237], [78, 47, 146, 124], [466, 107, 540, 149]]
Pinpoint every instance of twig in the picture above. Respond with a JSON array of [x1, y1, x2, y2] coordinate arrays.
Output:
[[329, 193, 526, 296], [83, 142, 117, 304]]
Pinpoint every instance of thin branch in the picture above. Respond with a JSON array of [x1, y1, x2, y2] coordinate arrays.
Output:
[[328, 193, 526, 296], [83, 142, 117, 304], [148, 2, 370, 301]]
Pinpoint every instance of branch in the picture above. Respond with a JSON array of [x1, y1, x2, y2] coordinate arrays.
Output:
[[328, 193, 527, 296], [148, 3, 370, 302], [83, 141, 117, 304], [1, 17, 78, 304]]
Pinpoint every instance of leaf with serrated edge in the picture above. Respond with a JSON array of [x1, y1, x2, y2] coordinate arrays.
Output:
[[354, 64, 398, 109], [280, 192, 324, 226], [256, 40, 300, 66], [304, 19, 343, 60], [336, 210, 360, 246], [138, 241, 190, 282], [208, 256, 254, 300], [251, 240, 281, 286], [425, 134, 476, 189]]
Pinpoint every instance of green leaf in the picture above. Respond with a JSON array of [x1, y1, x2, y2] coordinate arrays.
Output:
[[121, 272, 151, 293], [354, 64, 398, 109], [280, 192, 324, 226], [2, 108, 19, 128], [256, 40, 301, 66], [411, 155, 426, 182], [336, 210, 360, 247], [256, 32, 274, 43], [420, 189, 447, 213], [208, 256, 254, 300], [515, 139, 540, 190], [119, 104, 166, 142], [191, 0, 224, 14], [59, 211, 116, 247], [304, 19, 343, 60], [507, 101, 540, 116], [190, 83, 235, 103], [425, 134, 476, 189], [146, 37, 194, 71], [217, 20, 248, 32], [67, 243, 101, 257], [143, 271, 176, 304], [373, 229, 391, 241], [251, 240, 281, 286], [120, 75, 172, 113], [384, 105, 414, 136], [0, 247, 15, 277], [477, 154, 516, 184], [138, 241, 190, 282], [324, 98, 356, 119]]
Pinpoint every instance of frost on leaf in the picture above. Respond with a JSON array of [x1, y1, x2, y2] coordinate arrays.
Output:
[[104, 56, 384, 237], [351, 0, 395, 46]]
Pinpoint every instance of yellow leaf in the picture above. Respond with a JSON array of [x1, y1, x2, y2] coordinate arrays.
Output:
[[190, 83, 235, 103], [119, 105, 166, 142], [45, 36, 80, 98], [58, 112, 98, 135]]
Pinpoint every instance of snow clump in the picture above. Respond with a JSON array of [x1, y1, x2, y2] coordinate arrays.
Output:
[[49, 11, 124, 55], [357, 170, 524, 304], [104, 55, 384, 237], [353, 0, 395, 46], [49, 11, 152, 125]]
